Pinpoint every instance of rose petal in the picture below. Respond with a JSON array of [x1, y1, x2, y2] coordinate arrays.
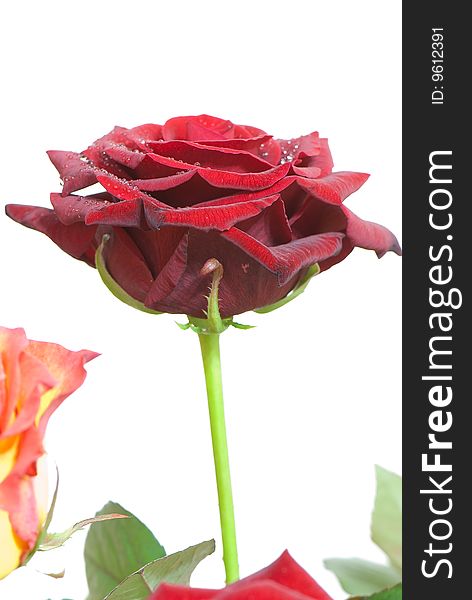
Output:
[[223, 228, 344, 284], [291, 138, 333, 178], [0, 328, 29, 435], [242, 551, 333, 600], [25, 341, 97, 436], [143, 194, 281, 231], [342, 206, 402, 257], [47, 150, 97, 196], [147, 140, 273, 173], [145, 234, 189, 307], [144, 230, 298, 317], [163, 115, 234, 141], [128, 227, 185, 277], [277, 132, 320, 158], [296, 172, 370, 204], [238, 198, 292, 246], [126, 123, 163, 147], [289, 197, 347, 239], [85, 199, 145, 228], [150, 583, 217, 599], [133, 169, 197, 192], [0, 475, 38, 552], [50, 193, 113, 226], [218, 580, 315, 600], [101, 143, 146, 169], [1, 352, 54, 440], [95, 173, 166, 205], [200, 135, 280, 164], [5, 205, 98, 265], [99, 229, 155, 302], [197, 162, 290, 191]]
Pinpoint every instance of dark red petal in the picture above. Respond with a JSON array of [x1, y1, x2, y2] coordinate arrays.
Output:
[[149, 583, 217, 599], [47, 150, 97, 196], [133, 169, 197, 192], [291, 138, 333, 178], [233, 124, 266, 138], [101, 143, 146, 169], [314, 138, 334, 176], [241, 551, 333, 600], [193, 177, 297, 209], [128, 227, 185, 277], [5, 204, 97, 265], [217, 580, 316, 600], [82, 144, 130, 179], [51, 192, 113, 225], [145, 154, 290, 193], [238, 198, 292, 246], [85, 199, 145, 227], [102, 229, 154, 302], [163, 115, 234, 141], [143, 194, 281, 231], [127, 123, 163, 146], [277, 132, 320, 161], [187, 121, 229, 141], [318, 238, 354, 272], [133, 154, 189, 179], [95, 172, 168, 207], [143, 173, 234, 208], [200, 135, 278, 162], [86, 174, 172, 226], [144, 230, 297, 317], [145, 234, 189, 307], [291, 163, 321, 179], [197, 162, 290, 190], [289, 197, 347, 239], [342, 207, 402, 257], [223, 227, 344, 285], [197, 135, 272, 150], [296, 172, 370, 204], [147, 140, 273, 173]]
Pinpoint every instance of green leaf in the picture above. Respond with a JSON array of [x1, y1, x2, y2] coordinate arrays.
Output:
[[39, 513, 128, 551], [84, 502, 166, 600], [95, 234, 162, 315], [324, 558, 401, 595], [350, 582, 402, 599], [105, 540, 215, 600], [371, 466, 402, 570], [254, 263, 320, 313]]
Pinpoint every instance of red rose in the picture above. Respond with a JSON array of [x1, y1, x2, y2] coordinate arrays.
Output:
[[150, 551, 333, 599], [6, 115, 400, 318]]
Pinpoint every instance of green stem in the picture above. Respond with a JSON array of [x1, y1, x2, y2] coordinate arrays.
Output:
[[198, 332, 239, 584]]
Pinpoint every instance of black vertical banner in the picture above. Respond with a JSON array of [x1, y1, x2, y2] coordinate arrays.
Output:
[[403, 3, 468, 599]]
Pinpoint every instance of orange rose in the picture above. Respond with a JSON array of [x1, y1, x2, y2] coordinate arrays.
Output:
[[0, 326, 97, 579]]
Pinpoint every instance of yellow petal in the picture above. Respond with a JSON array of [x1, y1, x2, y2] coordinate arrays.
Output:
[[35, 387, 58, 427], [0, 435, 19, 485], [0, 509, 24, 580]]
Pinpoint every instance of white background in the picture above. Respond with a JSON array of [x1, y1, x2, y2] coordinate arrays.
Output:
[[0, 1, 401, 598]]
